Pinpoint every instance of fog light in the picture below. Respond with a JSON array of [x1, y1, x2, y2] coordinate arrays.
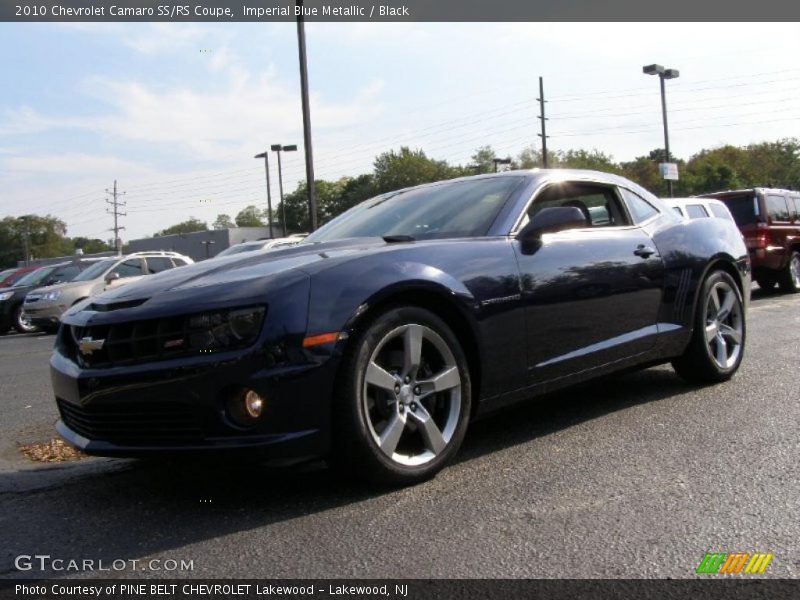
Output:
[[244, 390, 264, 418], [225, 388, 267, 428]]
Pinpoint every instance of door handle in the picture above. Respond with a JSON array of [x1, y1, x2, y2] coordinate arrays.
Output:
[[634, 245, 656, 259]]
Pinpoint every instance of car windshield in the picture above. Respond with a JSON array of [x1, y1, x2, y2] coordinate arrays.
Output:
[[304, 177, 523, 243], [12, 266, 57, 287], [216, 242, 266, 258], [719, 194, 759, 226], [70, 258, 117, 282]]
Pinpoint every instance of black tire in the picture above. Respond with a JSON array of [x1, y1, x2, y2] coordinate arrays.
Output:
[[755, 276, 776, 291], [672, 270, 745, 384], [13, 305, 37, 334], [332, 306, 471, 485], [777, 251, 800, 293]]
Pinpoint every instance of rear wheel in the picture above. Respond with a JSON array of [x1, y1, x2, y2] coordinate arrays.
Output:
[[333, 306, 471, 485], [13, 305, 37, 334], [672, 270, 745, 384], [777, 251, 800, 293]]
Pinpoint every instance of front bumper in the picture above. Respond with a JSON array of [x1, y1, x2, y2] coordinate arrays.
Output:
[[50, 342, 338, 460], [24, 301, 67, 326]]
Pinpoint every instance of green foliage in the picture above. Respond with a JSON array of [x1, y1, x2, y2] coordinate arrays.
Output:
[[71, 237, 112, 254], [372, 147, 461, 194], [234, 205, 266, 227], [469, 145, 497, 174], [154, 217, 207, 237], [0, 214, 72, 267], [212, 214, 235, 230]]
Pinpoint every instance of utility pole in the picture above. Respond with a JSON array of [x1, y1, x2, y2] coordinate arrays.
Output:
[[105, 180, 126, 255], [296, 0, 318, 231], [537, 76, 549, 168]]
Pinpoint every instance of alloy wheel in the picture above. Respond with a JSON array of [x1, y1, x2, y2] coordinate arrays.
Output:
[[791, 254, 800, 289], [703, 280, 743, 370], [361, 323, 462, 467]]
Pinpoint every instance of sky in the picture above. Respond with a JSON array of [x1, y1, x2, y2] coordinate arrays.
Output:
[[2, 22, 800, 241]]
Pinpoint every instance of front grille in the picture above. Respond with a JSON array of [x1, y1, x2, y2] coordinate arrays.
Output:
[[57, 398, 204, 445], [63, 316, 190, 368]]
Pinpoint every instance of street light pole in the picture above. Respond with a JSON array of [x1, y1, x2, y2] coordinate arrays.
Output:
[[254, 151, 274, 239], [271, 144, 297, 237], [296, 0, 318, 231], [643, 64, 680, 197]]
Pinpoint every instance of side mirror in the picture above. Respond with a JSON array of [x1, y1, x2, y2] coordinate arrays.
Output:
[[105, 272, 121, 284], [516, 206, 587, 243]]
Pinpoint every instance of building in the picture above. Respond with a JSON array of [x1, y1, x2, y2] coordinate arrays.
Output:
[[127, 227, 273, 262]]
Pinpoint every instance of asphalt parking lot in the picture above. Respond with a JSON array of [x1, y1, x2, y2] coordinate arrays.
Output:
[[0, 288, 798, 580]]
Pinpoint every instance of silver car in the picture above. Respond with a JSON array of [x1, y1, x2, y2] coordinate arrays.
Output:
[[24, 252, 193, 332]]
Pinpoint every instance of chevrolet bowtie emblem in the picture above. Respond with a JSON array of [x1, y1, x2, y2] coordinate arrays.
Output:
[[78, 337, 105, 355]]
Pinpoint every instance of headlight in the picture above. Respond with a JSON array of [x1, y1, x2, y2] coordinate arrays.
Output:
[[0, 292, 12, 302], [42, 290, 62, 302], [186, 306, 266, 352]]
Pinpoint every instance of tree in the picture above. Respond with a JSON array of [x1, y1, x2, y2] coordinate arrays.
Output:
[[373, 147, 460, 193], [0, 214, 71, 267], [212, 214, 235, 230], [514, 145, 544, 169], [235, 205, 265, 227], [469, 145, 497, 174], [70, 237, 112, 254], [154, 218, 207, 237], [556, 149, 621, 173]]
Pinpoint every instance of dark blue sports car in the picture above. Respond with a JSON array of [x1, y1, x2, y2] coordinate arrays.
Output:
[[52, 169, 749, 484]]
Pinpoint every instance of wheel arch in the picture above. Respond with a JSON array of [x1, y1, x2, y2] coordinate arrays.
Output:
[[339, 282, 484, 414], [688, 255, 747, 329]]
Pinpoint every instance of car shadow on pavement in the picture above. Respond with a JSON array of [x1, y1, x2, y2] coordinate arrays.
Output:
[[0, 363, 701, 579]]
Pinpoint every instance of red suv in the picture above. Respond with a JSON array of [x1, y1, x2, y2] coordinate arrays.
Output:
[[701, 188, 800, 292]]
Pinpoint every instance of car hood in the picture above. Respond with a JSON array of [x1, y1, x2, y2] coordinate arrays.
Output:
[[29, 280, 93, 296], [91, 238, 398, 303]]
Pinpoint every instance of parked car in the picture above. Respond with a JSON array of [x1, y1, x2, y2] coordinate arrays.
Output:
[[25, 251, 193, 332], [51, 170, 749, 484], [0, 260, 97, 334], [214, 236, 304, 259], [0, 265, 40, 288], [700, 188, 800, 292], [666, 198, 736, 222]]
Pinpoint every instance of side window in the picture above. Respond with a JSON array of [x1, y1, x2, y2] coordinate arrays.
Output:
[[686, 204, 709, 219], [709, 203, 733, 221], [524, 182, 629, 229], [53, 266, 80, 282], [672, 206, 684, 217], [146, 257, 175, 273], [791, 197, 800, 221], [114, 259, 144, 278], [619, 188, 659, 223], [172, 258, 189, 267], [766, 195, 790, 221]]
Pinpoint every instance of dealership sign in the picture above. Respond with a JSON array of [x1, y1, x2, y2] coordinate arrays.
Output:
[[659, 162, 679, 180]]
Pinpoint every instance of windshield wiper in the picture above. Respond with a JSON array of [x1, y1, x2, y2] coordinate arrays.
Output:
[[382, 235, 415, 243]]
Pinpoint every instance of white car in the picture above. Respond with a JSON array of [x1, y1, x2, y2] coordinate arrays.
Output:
[[666, 197, 735, 222], [214, 236, 305, 259]]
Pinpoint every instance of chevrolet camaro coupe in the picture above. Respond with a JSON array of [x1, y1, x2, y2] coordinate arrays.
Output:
[[51, 170, 750, 484]]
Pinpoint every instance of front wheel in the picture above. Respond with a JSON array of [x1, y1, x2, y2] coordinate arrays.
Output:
[[672, 270, 745, 384], [13, 305, 37, 334], [778, 251, 800, 293], [333, 306, 471, 485]]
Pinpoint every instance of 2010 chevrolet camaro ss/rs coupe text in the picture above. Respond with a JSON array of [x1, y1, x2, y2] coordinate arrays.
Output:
[[51, 169, 750, 484]]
